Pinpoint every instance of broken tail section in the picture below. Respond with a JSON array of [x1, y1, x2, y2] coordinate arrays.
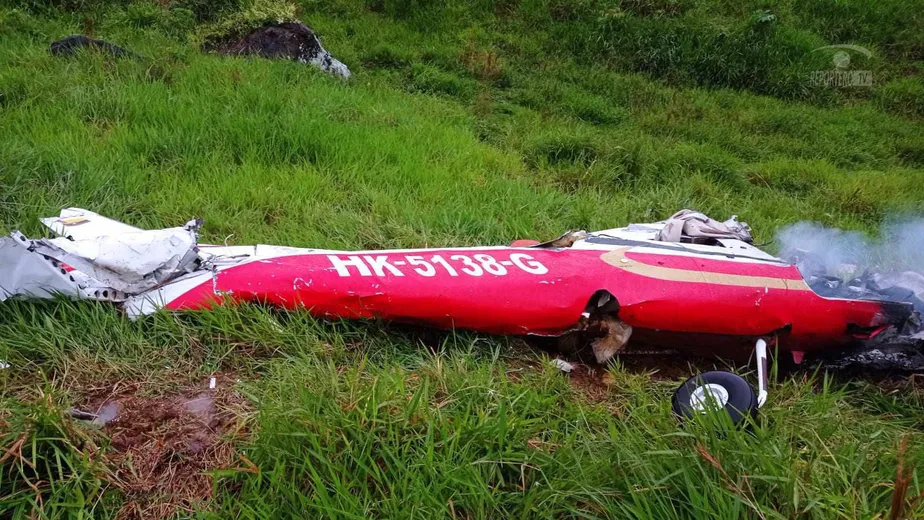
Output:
[[1, 208, 201, 308]]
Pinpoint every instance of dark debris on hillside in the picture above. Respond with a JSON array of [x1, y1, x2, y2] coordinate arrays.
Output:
[[206, 21, 351, 78]]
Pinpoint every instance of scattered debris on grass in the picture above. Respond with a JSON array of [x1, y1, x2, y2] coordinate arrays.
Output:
[[552, 358, 574, 373], [75, 374, 250, 520], [819, 335, 924, 372], [207, 22, 350, 78], [49, 35, 138, 59]]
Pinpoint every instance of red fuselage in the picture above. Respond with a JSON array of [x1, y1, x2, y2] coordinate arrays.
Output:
[[162, 246, 906, 354]]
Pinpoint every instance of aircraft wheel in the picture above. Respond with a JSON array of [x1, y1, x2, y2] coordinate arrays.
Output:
[[672, 371, 758, 425]]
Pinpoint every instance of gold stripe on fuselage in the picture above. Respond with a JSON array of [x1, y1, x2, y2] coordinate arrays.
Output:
[[600, 248, 812, 291]]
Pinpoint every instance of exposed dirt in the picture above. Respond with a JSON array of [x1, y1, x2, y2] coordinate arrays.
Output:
[[76, 374, 250, 520], [613, 351, 734, 380], [566, 363, 612, 402]]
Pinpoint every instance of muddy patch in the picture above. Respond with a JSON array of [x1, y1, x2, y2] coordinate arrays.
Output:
[[566, 363, 611, 402], [77, 374, 249, 519]]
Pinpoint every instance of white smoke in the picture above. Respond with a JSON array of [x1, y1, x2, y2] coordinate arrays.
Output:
[[776, 216, 924, 314], [777, 222, 870, 277], [880, 217, 924, 273]]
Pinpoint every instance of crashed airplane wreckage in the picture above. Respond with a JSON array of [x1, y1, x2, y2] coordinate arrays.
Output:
[[2, 209, 923, 423]]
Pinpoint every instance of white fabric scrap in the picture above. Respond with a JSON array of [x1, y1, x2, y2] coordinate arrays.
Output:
[[657, 209, 753, 243], [553, 359, 574, 373]]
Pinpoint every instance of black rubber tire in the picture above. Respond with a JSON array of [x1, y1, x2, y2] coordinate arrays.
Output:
[[672, 371, 758, 425]]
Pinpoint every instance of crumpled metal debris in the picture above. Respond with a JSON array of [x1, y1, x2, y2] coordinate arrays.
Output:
[[589, 315, 633, 363], [870, 272, 924, 312], [799, 265, 924, 318], [784, 247, 924, 370], [29, 226, 200, 293], [0, 234, 83, 301], [0, 208, 201, 302]]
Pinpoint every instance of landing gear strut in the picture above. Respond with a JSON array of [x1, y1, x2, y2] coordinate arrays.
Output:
[[672, 339, 769, 425]]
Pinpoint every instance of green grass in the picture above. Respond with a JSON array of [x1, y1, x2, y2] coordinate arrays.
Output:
[[1, 0, 924, 517]]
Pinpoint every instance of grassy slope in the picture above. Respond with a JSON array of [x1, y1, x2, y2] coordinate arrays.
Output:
[[1, 1, 924, 518]]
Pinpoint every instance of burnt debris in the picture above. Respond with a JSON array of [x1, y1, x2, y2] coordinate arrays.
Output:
[[778, 219, 924, 317], [207, 22, 351, 78], [783, 239, 924, 371], [800, 265, 924, 319]]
